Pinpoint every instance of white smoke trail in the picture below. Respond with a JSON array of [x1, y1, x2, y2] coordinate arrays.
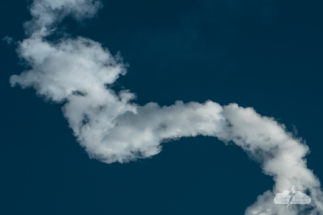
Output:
[[9, 0, 323, 214]]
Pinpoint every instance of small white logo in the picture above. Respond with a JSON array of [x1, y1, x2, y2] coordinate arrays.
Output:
[[274, 186, 311, 207]]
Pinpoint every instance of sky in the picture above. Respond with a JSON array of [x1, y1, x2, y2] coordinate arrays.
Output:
[[1, 0, 323, 214]]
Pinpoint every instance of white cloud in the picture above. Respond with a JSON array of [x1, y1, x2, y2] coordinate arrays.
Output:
[[9, 0, 323, 214], [24, 0, 102, 36]]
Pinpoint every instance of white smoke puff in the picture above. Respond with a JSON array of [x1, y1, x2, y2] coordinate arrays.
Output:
[[25, 0, 102, 36], [90, 100, 226, 163], [10, 36, 125, 102]]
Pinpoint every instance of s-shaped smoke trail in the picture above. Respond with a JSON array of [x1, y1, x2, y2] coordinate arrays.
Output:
[[9, 0, 323, 214]]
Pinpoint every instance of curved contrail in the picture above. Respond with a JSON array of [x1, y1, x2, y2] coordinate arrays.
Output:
[[8, 0, 323, 214]]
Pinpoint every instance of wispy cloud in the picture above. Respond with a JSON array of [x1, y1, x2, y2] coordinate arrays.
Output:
[[9, 0, 323, 214], [2, 36, 15, 45]]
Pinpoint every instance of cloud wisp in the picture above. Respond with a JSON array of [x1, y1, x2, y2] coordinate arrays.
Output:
[[9, 0, 323, 214]]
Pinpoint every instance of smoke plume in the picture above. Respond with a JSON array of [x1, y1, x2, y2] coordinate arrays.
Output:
[[9, 0, 323, 214]]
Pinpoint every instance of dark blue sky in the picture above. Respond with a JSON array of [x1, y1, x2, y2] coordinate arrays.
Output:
[[1, 0, 323, 214]]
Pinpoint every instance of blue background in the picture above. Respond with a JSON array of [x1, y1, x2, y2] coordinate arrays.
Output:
[[1, 0, 323, 214]]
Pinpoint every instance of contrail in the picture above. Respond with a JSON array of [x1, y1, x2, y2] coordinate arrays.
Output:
[[8, 0, 323, 214]]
